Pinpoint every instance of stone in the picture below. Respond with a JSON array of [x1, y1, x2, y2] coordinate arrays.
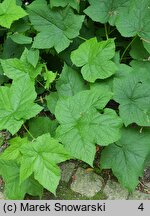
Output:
[[42, 181, 106, 200], [144, 182, 150, 189], [103, 180, 129, 200], [70, 167, 104, 197], [60, 162, 75, 183], [128, 191, 150, 200]]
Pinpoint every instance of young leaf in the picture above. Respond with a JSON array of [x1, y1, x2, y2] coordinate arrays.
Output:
[[55, 90, 122, 165], [27, 0, 84, 52], [1, 49, 42, 81], [50, 0, 79, 11], [0, 137, 29, 161], [0, 0, 27, 28], [100, 127, 150, 191], [84, 0, 130, 26], [0, 76, 42, 135], [56, 63, 88, 98], [114, 71, 150, 126], [20, 133, 71, 194], [71, 38, 117, 82], [43, 70, 57, 89]]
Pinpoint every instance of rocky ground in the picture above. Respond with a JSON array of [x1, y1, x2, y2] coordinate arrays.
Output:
[[1, 161, 150, 200], [55, 162, 150, 200]]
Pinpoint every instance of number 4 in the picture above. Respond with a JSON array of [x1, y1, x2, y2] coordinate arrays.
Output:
[[138, 203, 144, 211]]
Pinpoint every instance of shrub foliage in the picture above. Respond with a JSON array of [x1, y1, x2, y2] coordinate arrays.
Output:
[[0, 0, 150, 199]]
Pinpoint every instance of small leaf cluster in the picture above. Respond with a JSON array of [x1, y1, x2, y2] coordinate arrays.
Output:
[[0, 0, 150, 199]]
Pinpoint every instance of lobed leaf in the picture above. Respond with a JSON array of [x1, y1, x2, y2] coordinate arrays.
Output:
[[55, 90, 122, 165], [0, 76, 42, 134], [0, 0, 27, 28], [27, 0, 84, 52], [1, 48, 42, 81], [20, 133, 71, 194], [71, 38, 117, 82], [115, 0, 150, 41], [101, 127, 150, 191], [50, 0, 79, 11], [84, 0, 130, 26], [0, 160, 43, 199], [114, 71, 150, 126]]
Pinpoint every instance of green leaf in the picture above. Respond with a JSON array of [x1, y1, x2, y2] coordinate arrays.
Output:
[[0, 132, 4, 146], [0, 160, 31, 199], [28, 116, 58, 138], [0, 0, 27, 28], [130, 60, 150, 72], [130, 37, 150, 61], [0, 137, 29, 161], [55, 90, 122, 165], [84, 0, 130, 26], [44, 70, 57, 89], [20, 133, 71, 194], [1, 37, 25, 59], [100, 127, 150, 191], [0, 73, 8, 85], [27, 0, 84, 52], [46, 92, 59, 114], [9, 34, 32, 45], [0, 160, 26, 199], [10, 18, 31, 33], [89, 82, 113, 109], [25, 175, 43, 198], [1, 48, 42, 80], [56, 63, 88, 98], [113, 71, 150, 126], [71, 38, 117, 82], [115, 64, 133, 80], [115, 0, 150, 41], [0, 76, 42, 135], [27, 49, 39, 68], [143, 40, 150, 54], [50, 0, 79, 11]]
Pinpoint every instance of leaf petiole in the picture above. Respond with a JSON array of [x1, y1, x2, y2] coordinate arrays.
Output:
[[104, 23, 108, 40], [23, 124, 35, 140], [120, 35, 137, 62], [77, 36, 87, 41]]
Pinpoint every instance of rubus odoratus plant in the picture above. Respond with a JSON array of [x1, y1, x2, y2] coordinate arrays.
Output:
[[0, 0, 150, 199]]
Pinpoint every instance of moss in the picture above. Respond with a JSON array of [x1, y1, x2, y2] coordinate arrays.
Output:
[[42, 181, 107, 200]]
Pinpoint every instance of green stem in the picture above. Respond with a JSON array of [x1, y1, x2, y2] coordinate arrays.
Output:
[[23, 124, 35, 140], [36, 79, 50, 92], [120, 36, 137, 62], [36, 79, 45, 88], [78, 36, 87, 41], [35, 98, 42, 102], [108, 28, 116, 35], [104, 23, 108, 40]]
